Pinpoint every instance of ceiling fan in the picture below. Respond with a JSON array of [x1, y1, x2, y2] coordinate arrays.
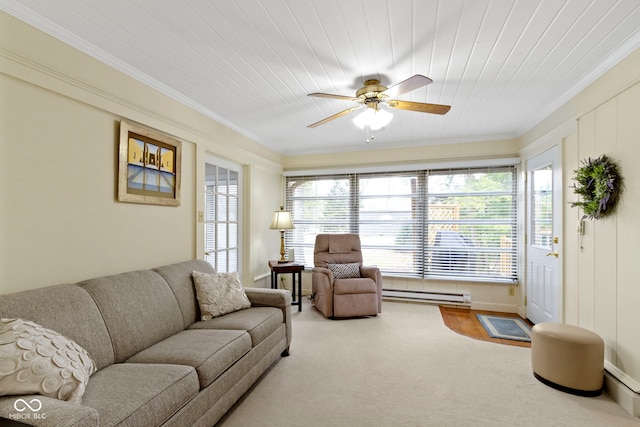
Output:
[[307, 74, 450, 129]]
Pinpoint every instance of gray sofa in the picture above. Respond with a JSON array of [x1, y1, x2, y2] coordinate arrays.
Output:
[[0, 259, 292, 426]]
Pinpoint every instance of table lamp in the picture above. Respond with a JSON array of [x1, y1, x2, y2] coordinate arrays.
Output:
[[269, 206, 294, 263]]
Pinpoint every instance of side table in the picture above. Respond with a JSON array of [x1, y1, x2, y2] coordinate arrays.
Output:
[[268, 261, 304, 312]]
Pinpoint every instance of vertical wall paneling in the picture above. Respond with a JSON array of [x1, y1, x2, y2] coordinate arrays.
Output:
[[615, 83, 640, 383], [571, 80, 640, 389], [576, 111, 596, 330], [593, 99, 618, 364], [562, 131, 579, 324]]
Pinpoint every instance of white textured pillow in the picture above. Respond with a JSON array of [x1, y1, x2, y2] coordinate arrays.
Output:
[[0, 318, 97, 403], [192, 271, 251, 320], [327, 263, 361, 279]]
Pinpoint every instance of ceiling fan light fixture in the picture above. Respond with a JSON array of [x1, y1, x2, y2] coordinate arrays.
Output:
[[352, 105, 393, 131], [308, 75, 447, 129]]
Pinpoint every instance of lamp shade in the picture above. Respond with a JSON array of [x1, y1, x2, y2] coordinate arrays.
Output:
[[269, 209, 294, 230]]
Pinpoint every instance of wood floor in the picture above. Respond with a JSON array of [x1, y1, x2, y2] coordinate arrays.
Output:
[[439, 306, 534, 348]]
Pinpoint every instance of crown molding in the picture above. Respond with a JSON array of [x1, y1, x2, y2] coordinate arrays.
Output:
[[0, 1, 265, 147]]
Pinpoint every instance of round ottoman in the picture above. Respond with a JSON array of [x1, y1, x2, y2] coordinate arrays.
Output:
[[531, 322, 604, 396]]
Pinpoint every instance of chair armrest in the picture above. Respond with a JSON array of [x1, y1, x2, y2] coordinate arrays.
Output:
[[311, 267, 334, 293], [360, 265, 379, 281], [312, 266, 334, 282], [311, 267, 334, 317], [0, 395, 99, 426], [360, 265, 383, 313]]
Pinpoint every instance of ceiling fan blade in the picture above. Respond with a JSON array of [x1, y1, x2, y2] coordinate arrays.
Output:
[[307, 105, 363, 128], [387, 100, 450, 115], [308, 93, 360, 102], [382, 74, 433, 99]]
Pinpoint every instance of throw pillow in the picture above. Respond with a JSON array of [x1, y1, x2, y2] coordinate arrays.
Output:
[[327, 263, 361, 279], [192, 271, 251, 320], [0, 318, 97, 403]]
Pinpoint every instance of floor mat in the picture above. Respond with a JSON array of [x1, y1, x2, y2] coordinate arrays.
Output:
[[439, 306, 532, 347], [476, 313, 532, 342]]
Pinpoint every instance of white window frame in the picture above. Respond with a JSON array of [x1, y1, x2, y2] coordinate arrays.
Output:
[[284, 159, 519, 283]]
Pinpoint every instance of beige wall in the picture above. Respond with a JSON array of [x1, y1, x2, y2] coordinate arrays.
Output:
[[284, 138, 519, 171], [0, 12, 283, 293], [521, 48, 640, 390], [0, 77, 197, 291]]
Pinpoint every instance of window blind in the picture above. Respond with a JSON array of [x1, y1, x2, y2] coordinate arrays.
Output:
[[285, 165, 518, 283]]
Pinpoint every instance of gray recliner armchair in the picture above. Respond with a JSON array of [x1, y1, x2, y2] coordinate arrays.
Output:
[[311, 234, 383, 318]]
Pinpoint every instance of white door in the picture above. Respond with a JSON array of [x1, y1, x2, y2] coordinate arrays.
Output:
[[204, 155, 242, 275], [526, 146, 562, 324]]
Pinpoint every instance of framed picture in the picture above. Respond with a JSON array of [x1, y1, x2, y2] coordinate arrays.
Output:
[[118, 120, 182, 206]]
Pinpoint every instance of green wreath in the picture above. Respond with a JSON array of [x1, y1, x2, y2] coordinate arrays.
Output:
[[571, 155, 622, 220]]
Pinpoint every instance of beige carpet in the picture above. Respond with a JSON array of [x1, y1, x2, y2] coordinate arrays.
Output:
[[217, 300, 639, 427]]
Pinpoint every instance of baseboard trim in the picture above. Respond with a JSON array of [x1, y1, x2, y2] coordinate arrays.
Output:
[[470, 301, 519, 313], [604, 369, 640, 417], [605, 361, 640, 393]]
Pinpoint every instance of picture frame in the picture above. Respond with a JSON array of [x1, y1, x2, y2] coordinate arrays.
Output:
[[118, 120, 182, 206]]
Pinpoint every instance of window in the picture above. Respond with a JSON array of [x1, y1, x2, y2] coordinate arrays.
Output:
[[531, 165, 553, 248], [285, 165, 518, 283], [358, 172, 421, 275], [204, 157, 241, 274]]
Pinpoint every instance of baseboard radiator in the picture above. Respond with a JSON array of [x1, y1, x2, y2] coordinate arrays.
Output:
[[382, 289, 471, 306]]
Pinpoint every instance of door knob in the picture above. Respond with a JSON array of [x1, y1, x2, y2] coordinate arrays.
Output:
[[546, 251, 558, 258]]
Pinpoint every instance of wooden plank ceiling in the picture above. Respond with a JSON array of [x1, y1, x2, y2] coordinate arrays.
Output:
[[2, 0, 640, 155]]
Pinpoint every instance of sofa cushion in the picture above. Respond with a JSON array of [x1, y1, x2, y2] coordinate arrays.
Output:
[[188, 307, 283, 347], [0, 284, 114, 370], [0, 318, 97, 403], [79, 270, 185, 363], [126, 329, 251, 389], [154, 260, 216, 328], [0, 395, 100, 425], [192, 271, 251, 319], [81, 363, 198, 427]]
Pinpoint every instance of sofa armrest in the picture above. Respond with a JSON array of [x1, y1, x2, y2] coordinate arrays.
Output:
[[244, 287, 291, 308], [244, 288, 292, 353], [0, 395, 99, 427]]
